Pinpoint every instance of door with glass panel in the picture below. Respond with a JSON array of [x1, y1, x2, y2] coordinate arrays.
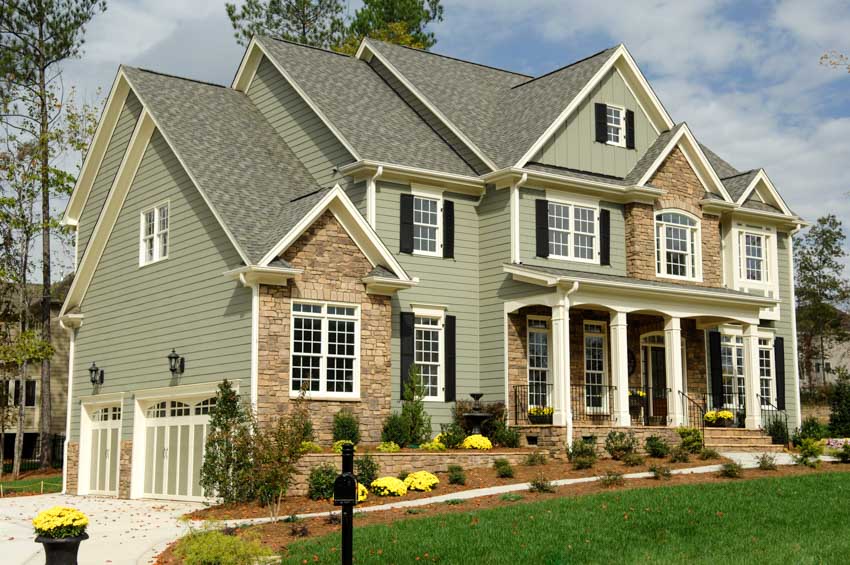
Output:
[[88, 405, 122, 495], [584, 322, 608, 414], [527, 318, 550, 409], [143, 397, 215, 500]]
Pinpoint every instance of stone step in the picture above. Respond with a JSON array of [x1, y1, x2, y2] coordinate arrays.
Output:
[[704, 428, 769, 437], [707, 443, 786, 453]]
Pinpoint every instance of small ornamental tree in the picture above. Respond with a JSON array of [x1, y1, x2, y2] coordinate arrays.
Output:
[[200, 380, 254, 503], [401, 365, 431, 445], [829, 369, 850, 437]]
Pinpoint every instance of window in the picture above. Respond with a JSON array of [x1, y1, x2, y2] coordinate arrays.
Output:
[[655, 211, 700, 280], [720, 335, 745, 409], [606, 105, 625, 146], [194, 397, 217, 415], [759, 338, 774, 405], [527, 318, 550, 408], [415, 314, 443, 400], [413, 196, 439, 255], [291, 301, 359, 397], [1, 380, 35, 407], [93, 406, 121, 422], [140, 203, 169, 265], [548, 201, 597, 262], [584, 322, 608, 411]]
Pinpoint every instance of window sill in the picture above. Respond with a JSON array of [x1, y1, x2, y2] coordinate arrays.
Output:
[[411, 250, 441, 258], [139, 257, 168, 268], [289, 392, 361, 402], [605, 140, 626, 148], [548, 254, 599, 265], [655, 272, 702, 284]]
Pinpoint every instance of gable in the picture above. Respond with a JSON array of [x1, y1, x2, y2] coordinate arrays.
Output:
[[649, 146, 708, 214], [283, 210, 374, 279], [531, 68, 657, 178]]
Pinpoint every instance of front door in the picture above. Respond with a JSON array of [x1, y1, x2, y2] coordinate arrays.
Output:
[[649, 347, 669, 422], [88, 405, 122, 495]]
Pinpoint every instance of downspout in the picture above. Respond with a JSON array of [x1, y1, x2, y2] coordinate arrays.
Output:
[[367, 165, 383, 228], [510, 172, 528, 264]]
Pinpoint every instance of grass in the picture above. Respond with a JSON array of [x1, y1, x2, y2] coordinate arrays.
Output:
[[0, 474, 62, 494], [284, 472, 850, 564]]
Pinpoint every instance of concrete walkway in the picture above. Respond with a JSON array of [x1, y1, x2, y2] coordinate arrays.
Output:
[[0, 493, 201, 565]]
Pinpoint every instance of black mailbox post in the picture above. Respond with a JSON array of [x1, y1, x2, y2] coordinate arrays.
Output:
[[333, 443, 358, 565]]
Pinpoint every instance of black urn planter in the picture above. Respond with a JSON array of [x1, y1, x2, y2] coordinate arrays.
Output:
[[36, 533, 88, 565]]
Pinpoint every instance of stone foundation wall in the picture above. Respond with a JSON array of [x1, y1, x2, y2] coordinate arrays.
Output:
[[515, 425, 568, 454], [119, 440, 133, 499], [573, 425, 681, 457], [65, 441, 79, 494]]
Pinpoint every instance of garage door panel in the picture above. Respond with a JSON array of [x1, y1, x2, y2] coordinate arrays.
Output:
[[178, 424, 190, 496], [89, 430, 100, 492], [108, 429, 119, 492], [154, 426, 165, 495], [192, 424, 204, 498], [144, 427, 154, 494]]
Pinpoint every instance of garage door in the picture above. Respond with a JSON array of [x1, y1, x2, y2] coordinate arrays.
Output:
[[142, 397, 215, 500], [88, 405, 122, 496]]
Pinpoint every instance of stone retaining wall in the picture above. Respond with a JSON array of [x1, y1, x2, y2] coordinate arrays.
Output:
[[573, 425, 682, 457]]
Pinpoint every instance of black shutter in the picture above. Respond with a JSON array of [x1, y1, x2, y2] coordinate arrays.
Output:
[[599, 208, 611, 266], [25, 380, 35, 407], [709, 331, 724, 409], [442, 200, 454, 259], [400, 312, 415, 399], [13, 380, 21, 406], [594, 103, 607, 143], [445, 315, 456, 402], [535, 199, 550, 258], [399, 193, 414, 254], [774, 337, 786, 410], [625, 110, 635, 149]]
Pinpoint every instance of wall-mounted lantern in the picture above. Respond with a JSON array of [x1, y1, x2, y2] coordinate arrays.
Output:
[[88, 362, 104, 385], [168, 349, 185, 377]]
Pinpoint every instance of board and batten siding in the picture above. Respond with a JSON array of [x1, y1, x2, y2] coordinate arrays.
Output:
[[76, 92, 143, 266], [247, 56, 354, 188], [773, 231, 800, 426], [533, 69, 657, 178], [71, 131, 252, 440], [518, 186, 627, 276], [374, 181, 479, 428]]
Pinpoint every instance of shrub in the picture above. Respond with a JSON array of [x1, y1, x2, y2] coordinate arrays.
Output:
[[829, 370, 850, 437], [622, 452, 645, 467], [795, 437, 824, 468], [649, 465, 672, 480], [571, 456, 595, 470], [307, 464, 337, 500], [676, 427, 703, 453], [32, 507, 88, 539], [719, 462, 743, 478], [447, 464, 466, 485], [524, 451, 548, 466], [400, 366, 432, 446], [332, 439, 355, 454], [445, 499, 464, 505], [568, 437, 597, 461], [604, 431, 637, 460], [461, 434, 493, 450], [404, 471, 440, 492], [332, 410, 361, 445], [299, 441, 323, 454], [376, 441, 400, 453], [490, 417, 520, 448], [173, 530, 273, 565], [699, 447, 720, 460], [397, 469, 412, 480], [290, 522, 310, 537], [598, 471, 624, 488], [756, 453, 777, 471], [838, 443, 850, 464], [765, 417, 790, 446], [644, 435, 671, 458], [371, 476, 407, 496], [796, 417, 829, 444], [669, 446, 690, 463], [354, 454, 379, 487], [420, 438, 446, 451], [494, 458, 514, 478], [500, 493, 524, 502], [529, 474, 554, 493], [438, 422, 467, 449], [381, 413, 409, 447]]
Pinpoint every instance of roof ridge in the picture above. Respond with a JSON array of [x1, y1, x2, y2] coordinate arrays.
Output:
[[366, 38, 532, 78], [124, 66, 228, 89], [259, 34, 353, 59], [511, 45, 619, 90]]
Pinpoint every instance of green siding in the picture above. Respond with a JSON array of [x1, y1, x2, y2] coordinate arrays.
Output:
[[518, 186, 627, 276], [77, 92, 143, 265], [247, 56, 354, 188], [347, 180, 367, 216], [773, 232, 799, 426], [72, 132, 252, 440], [533, 69, 656, 178]]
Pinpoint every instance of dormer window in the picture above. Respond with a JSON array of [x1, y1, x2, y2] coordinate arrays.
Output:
[[606, 105, 625, 147]]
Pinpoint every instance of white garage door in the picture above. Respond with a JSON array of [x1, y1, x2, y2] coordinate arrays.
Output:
[[142, 397, 215, 501], [88, 405, 122, 495]]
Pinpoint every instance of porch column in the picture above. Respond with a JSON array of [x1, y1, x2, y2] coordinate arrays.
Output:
[[551, 288, 572, 438], [743, 323, 762, 430], [664, 316, 685, 427], [610, 310, 630, 426]]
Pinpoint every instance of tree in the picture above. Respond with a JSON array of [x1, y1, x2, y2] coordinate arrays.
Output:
[[829, 368, 850, 437], [334, 21, 427, 56], [795, 215, 850, 389], [0, 0, 107, 468], [346, 0, 443, 50], [226, 0, 345, 48]]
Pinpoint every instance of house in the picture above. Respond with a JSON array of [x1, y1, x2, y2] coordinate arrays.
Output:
[[799, 307, 850, 388], [59, 36, 804, 501]]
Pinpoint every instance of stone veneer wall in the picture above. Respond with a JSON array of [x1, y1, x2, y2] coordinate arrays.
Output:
[[507, 305, 552, 424], [65, 441, 79, 494], [572, 425, 681, 457], [257, 211, 392, 443], [118, 440, 133, 498], [625, 147, 722, 287]]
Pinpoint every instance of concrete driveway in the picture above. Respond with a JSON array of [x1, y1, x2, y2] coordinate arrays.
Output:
[[0, 493, 202, 565]]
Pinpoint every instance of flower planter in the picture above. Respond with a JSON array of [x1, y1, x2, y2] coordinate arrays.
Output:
[[36, 533, 88, 565], [527, 414, 553, 425]]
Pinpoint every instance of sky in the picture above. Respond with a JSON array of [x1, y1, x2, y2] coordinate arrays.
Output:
[[62, 0, 850, 258]]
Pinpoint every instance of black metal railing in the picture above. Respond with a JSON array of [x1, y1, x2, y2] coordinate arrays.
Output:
[[628, 387, 670, 426], [512, 384, 555, 425], [570, 384, 616, 422], [758, 394, 789, 445], [680, 391, 705, 434], [1, 434, 64, 474], [698, 392, 746, 428]]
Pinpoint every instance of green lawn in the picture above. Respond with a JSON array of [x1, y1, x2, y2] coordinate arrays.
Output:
[[283, 472, 850, 564], [0, 474, 62, 495]]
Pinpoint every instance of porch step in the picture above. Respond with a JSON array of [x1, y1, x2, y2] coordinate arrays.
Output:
[[706, 443, 786, 453], [704, 428, 784, 452]]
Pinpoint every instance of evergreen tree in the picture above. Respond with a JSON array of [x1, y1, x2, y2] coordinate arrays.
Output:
[[200, 380, 254, 503], [347, 0, 443, 50], [226, 0, 345, 47]]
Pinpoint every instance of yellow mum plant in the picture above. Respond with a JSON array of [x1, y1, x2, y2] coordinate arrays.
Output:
[[370, 476, 407, 496], [332, 440, 356, 454], [32, 507, 89, 539], [376, 441, 400, 453], [357, 483, 368, 502], [420, 438, 446, 451], [461, 434, 493, 450], [404, 471, 440, 492]]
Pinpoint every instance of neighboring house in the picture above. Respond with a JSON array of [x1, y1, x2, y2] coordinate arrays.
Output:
[[799, 308, 850, 387], [59, 36, 804, 501]]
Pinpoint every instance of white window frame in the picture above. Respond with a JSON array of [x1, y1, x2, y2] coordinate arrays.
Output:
[[289, 300, 361, 400], [758, 337, 776, 407], [411, 185, 443, 258], [605, 104, 626, 148], [413, 305, 445, 402], [654, 209, 702, 282], [526, 315, 551, 409], [583, 321, 609, 413], [732, 225, 779, 291], [545, 192, 600, 264], [139, 201, 170, 266], [714, 325, 776, 407]]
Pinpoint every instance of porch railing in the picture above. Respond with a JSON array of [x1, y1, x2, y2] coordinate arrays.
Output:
[[628, 387, 670, 426], [680, 391, 705, 435], [570, 384, 616, 423], [758, 394, 789, 444], [512, 384, 555, 425]]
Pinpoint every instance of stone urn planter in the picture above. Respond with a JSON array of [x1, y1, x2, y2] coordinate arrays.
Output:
[[36, 533, 89, 565]]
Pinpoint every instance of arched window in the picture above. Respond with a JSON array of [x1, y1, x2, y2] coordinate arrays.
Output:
[[655, 211, 700, 280]]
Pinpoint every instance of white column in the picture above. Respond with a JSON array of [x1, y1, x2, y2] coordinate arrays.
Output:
[[551, 289, 572, 439], [743, 323, 762, 430], [610, 311, 630, 427], [664, 316, 684, 427]]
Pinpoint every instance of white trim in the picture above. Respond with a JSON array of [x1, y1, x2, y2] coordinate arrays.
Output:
[[603, 103, 627, 148], [134, 380, 231, 402], [582, 320, 610, 413], [510, 173, 527, 263], [526, 315, 552, 409], [251, 285, 259, 410], [411, 191, 442, 257], [338, 160, 484, 195], [544, 193, 601, 264], [61, 327, 76, 495], [78, 397, 124, 496], [788, 232, 802, 428], [224, 265, 303, 287], [366, 165, 383, 228], [735, 169, 794, 216], [615, 67, 661, 136], [412, 305, 446, 402]]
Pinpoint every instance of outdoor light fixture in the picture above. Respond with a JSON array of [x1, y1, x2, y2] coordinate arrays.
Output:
[[88, 362, 104, 385], [168, 349, 185, 377]]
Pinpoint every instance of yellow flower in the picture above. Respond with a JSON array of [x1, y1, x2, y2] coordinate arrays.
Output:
[[370, 477, 407, 496], [376, 441, 400, 453], [32, 507, 88, 539], [332, 440, 356, 454], [403, 471, 440, 492], [528, 406, 554, 416], [357, 483, 368, 502], [420, 439, 446, 451], [461, 434, 492, 450]]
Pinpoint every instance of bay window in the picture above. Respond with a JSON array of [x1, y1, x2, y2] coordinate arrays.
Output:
[[291, 302, 359, 398]]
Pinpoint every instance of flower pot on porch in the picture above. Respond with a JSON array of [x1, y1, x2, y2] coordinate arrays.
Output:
[[36, 533, 88, 565], [528, 414, 552, 425]]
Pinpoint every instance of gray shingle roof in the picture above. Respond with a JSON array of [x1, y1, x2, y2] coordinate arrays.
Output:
[[257, 37, 475, 176], [720, 169, 759, 202], [741, 199, 784, 214], [365, 265, 398, 279], [700, 144, 740, 179], [525, 162, 630, 186], [623, 124, 683, 185], [122, 66, 325, 263]]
